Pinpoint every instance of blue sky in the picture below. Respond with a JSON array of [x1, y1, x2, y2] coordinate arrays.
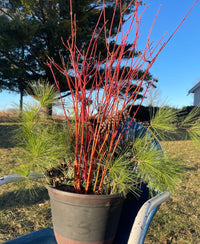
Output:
[[0, 0, 200, 111], [136, 0, 200, 108]]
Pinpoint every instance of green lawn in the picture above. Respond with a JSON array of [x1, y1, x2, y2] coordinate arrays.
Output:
[[0, 120, 199, 243]]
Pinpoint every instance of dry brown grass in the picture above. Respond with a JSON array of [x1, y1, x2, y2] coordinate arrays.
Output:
[[0, 116, 52, 243], [145, 141, 200, 244], [0, 110, 19, 123]]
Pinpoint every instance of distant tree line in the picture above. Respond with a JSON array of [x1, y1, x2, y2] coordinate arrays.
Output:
[[129, 105, 199, 123], [129, 105, 200, 141]]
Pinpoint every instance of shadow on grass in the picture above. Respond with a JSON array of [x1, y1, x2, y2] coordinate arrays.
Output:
[[157, 129, 190, 141], [180, 165, 197, 172], [0, 186, 49, 210], [0, 124, 18, 148]]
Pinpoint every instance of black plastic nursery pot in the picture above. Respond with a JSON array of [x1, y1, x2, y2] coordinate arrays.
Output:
[[46, 186, 124, 244]]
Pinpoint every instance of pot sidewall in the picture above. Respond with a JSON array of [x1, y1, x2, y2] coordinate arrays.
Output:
[[46, 186, 124, 244]]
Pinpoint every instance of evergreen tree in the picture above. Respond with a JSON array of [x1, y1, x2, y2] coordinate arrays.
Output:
[[0, 0, 153, 111]]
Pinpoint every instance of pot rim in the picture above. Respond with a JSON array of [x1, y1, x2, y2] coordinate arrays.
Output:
[[46, 185, 123, 200]]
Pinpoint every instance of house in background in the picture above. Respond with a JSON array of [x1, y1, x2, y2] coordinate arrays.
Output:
[[188, 81, 200, 106]]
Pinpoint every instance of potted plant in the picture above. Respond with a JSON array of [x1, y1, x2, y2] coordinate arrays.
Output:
[[14, 0, 199, 243]]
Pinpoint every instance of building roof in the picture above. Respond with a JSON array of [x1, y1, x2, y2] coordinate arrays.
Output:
[[188, 81, 200, 94]]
